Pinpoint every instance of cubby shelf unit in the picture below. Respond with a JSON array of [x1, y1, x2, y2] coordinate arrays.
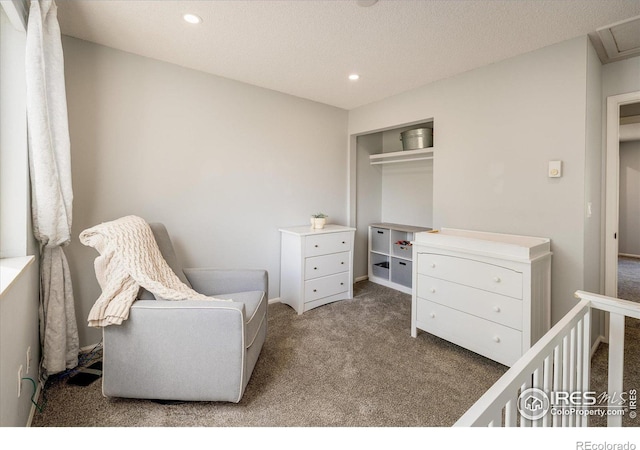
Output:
[[368, 223, 432, 294]]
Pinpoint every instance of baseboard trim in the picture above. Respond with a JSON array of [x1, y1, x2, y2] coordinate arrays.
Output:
[[26, 381, 42, 427], [355, 275, 369, 283], [619, 253, 640, 259], [268, 297, 281, 305]]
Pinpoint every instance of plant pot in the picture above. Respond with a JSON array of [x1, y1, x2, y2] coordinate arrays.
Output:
[[311, 217, 326, 229]]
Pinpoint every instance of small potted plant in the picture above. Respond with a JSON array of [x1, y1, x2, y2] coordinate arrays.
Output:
[[310, 213, 328, 229]]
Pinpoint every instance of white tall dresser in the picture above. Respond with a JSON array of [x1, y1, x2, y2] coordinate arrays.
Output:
[[279, 224, 356, 314], [411, 228, 551, 367]]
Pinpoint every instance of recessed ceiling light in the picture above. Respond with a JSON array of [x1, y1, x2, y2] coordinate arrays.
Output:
[[349, 74, 360, 81], [183, 13, 202, 24]]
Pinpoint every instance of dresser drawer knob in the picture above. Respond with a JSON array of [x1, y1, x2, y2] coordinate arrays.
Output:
[[314, 267, 318, 270], [430, 288, 436, 293], [493, 306, 501, 312], [313, 289, 317, 292], [493, 276, 501, 283], [430, 263, 436, 268], [430, 313, 436, 318], [315, 244, 319, 248], [493, 336, 501, 343], [342, 241, 346, 244], [341, 262, 345, 265]]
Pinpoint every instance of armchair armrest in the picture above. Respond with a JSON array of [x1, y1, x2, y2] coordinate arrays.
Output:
[[103, 299, 248, 402], [184, 268, 268, 296]]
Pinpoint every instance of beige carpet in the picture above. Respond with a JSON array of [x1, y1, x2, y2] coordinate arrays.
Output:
[[31, 281, 508, 427], [31, 280, 640, 428], [618, 256, 640, 303]]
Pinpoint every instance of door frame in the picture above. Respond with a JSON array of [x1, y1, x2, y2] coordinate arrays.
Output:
[[604, 91, 640, 298]]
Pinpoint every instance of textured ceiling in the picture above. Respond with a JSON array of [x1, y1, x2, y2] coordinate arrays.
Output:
[[56, 0, 640, 110]]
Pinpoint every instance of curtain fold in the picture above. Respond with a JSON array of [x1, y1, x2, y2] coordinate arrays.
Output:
[[26, 0, 79, 376]]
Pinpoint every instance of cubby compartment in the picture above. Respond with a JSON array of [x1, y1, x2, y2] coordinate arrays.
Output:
[[371, 227, 389, 254], [371, 252, 390, 280], [391, 229, 413, 259], [390, 257, 412, 288]]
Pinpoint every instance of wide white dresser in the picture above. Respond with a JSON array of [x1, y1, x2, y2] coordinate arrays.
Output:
[[411, 228, 551, 367], [279, 224, 356, 314]]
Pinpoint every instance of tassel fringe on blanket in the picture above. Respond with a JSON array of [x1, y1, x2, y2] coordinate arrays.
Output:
[[80, 215, 229, 327]]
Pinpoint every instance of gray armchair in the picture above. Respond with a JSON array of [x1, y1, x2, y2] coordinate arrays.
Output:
[[101, 223, 268, 403]]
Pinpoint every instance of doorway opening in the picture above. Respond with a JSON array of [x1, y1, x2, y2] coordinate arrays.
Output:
[[604, 92, 640, 304]]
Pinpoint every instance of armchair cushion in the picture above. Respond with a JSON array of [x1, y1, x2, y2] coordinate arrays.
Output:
[[184, 268, 268, 296]]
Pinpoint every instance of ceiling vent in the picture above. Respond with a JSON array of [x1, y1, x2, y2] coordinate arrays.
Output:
[[594, 15, 640, 63]]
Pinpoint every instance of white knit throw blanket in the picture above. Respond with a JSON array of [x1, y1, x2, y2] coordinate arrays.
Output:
[[80, 215, 227, 327]]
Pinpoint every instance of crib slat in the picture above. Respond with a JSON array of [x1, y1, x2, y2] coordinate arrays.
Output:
[[581, 309, 591, 427], [520, 382, 530, 427], [532, 365, 543, 427], [569, 326, 577, 427], [562, 335, 570, 427], [543, 354, 552, 427], [553, 343, 563, 427], [505, 399, 517, 427], [576, 318, 584, 427], [607, 312, 625, 427]]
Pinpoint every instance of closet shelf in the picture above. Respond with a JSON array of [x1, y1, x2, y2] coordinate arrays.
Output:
[[369, 147, 434, 165]]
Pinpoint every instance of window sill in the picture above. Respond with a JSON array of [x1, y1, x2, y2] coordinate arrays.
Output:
[[0, 255, 35, 296]]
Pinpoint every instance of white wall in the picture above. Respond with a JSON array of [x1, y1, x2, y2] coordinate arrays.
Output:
[[0, 4, 40, 427], [355, 133, 382, 278], [602, 56, 640, 99], [62, 37, 348, 346], [380, 126, 433, 227], [584, 39, 603, 346], [381, 160, 433, 227], [583, 40, 603, 295], [0, 259, 39, 427], [349, 37, 597, 324], [0, 6, 29, 259], [619, 140, 640, 256]]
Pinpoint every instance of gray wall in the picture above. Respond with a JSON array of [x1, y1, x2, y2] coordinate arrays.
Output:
[[349, 37, 599, 324], [0, 5, 40, 427], [602, 56, 640, 99], [619, 140, 640, 256], [355, 133, 383, 279], [380, 127, 434, 227], [62, 37, 348, 346]]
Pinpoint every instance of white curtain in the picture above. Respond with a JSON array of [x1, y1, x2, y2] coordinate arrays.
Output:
[[26, 0, 79, 376]]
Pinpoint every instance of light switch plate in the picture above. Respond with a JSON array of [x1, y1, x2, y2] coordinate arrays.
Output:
[[549, 160, 562, 178]]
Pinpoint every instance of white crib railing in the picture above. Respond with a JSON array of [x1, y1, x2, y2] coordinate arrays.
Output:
[[454, 290, 640, 427]]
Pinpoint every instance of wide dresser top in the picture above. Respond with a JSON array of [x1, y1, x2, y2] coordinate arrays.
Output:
[[413, 228, 551, 261], [279, 224, 356, 236]]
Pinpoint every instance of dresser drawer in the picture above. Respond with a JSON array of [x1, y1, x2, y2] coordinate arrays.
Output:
[[304, 272, 350, 303], [416, 298, 522, 366], [417, 253, 523, 299], [417, 274, 522, 330], [305, 232, 352, 257], [305, 252, 349, 280]]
